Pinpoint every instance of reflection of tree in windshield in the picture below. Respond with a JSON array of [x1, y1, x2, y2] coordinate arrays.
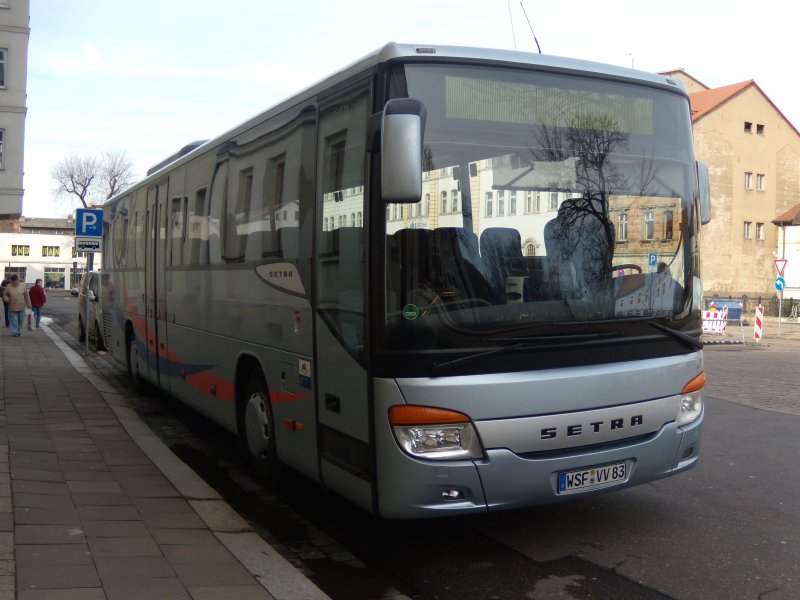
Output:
[[531, 115, 636, 297]]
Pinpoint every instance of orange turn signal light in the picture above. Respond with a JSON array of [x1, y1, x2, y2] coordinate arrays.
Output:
[[681, 372, 706, 394], [388, 405, 470, 426]]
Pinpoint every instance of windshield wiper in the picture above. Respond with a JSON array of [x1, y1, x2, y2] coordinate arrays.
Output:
[[428, 332, 622, 377], [646, 320, 703, 350]]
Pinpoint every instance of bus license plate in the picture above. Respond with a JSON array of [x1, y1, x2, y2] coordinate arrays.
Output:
[[558, 461, 627, 493]]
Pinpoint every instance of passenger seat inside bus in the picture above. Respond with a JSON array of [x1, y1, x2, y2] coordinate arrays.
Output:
[[479, 227, 528, 302]]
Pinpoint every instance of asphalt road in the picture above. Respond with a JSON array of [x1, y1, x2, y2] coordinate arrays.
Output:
[[42, 296, 800, 599]]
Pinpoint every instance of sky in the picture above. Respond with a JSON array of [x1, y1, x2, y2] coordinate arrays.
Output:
[[22, 0, 799, 217]]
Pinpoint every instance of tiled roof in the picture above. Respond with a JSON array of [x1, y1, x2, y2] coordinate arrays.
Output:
[[689, 80, 753, 122], [772, 204, 800, 226], [689, 79, 800, 137]]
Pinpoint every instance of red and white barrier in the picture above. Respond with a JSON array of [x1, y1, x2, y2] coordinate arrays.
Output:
[[702, 305, 728, 334], [753, 304, 764, 342]]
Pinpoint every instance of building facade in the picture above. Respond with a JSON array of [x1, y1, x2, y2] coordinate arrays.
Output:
[[663, 70, 800, 303], [0, 0, 28, 217], [1, 216, 97, 287]]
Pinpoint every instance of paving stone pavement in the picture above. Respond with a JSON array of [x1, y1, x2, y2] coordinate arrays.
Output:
[[0, 322, 330, 600]]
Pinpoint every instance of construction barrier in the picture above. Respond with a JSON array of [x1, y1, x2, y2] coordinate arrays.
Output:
[[702, 305, 728, 334], [753, 304, 764, 342]]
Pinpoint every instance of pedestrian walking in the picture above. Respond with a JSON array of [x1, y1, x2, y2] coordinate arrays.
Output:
[[2, 274, 31, 337], [0, 277, 9, 327], [29, 278, 46, 329]]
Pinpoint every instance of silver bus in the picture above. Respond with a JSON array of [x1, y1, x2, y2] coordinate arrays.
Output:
[[101, 43, 710, 518]]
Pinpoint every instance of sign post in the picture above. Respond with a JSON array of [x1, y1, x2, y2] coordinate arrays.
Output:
[[774, 260, 788, 336], [75, 208, 103, 354]]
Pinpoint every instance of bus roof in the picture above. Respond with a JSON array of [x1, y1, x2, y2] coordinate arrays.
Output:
[[136, 42, 687, 189]]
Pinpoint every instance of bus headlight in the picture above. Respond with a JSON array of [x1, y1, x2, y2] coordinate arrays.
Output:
[[389, 405, 484, 460], [677, 372, 705, 427]]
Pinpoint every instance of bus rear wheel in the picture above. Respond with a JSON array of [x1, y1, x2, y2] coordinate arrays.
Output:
[[241, 367, 281, 487]]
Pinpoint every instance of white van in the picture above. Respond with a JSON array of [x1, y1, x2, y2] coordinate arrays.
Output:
[[77, 271, 105, 350]]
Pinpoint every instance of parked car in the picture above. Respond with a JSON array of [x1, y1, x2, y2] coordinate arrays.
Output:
[[77, 271, 105, 350]]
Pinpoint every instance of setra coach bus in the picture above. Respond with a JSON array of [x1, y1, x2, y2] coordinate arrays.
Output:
[[100, 43, 711, 518]]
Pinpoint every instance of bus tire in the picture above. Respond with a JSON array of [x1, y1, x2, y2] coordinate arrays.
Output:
[[127, 331, 145, 392], [240, 367, 281, 487]]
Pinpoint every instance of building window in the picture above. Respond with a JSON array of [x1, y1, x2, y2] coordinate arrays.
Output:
[[663, 209, 674, 240], [756, 173, 765, 191], [44, 268, 66, 290], [756, 222, 765, 240], [744, 121, 752, 134], [451, 190, 458, 213], [549, 192, 558, 211], [618, 213, 628, 241], [757, 124, 765, 135], [440, 191, 447, 214], [643, 210, 654, 240], [0, 129, 4, 170], [510, 191, 517, 215], [485, 192, 493, 217], [424, 193, 430, 216], [0, 49, 5, 88], [11, 245, 29, 256], [744, 221, 752, 239], [498, 190, 505, 216], [744, 172, 753, 189], [41, 246, 61, 257]]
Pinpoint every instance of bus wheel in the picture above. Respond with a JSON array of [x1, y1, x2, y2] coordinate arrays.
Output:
[[241, 367, 281, 487], [127, 333, 145, 392]]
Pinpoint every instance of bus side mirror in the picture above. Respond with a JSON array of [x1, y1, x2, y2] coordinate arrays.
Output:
[[697, 161, 711, 225], [381, 98, 426, 203]]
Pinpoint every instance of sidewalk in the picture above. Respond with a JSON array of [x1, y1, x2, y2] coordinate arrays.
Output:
[[0, 321, 330, 600]]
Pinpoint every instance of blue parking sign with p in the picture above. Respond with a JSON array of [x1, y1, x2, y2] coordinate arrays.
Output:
[[76, 208, 103, 237]]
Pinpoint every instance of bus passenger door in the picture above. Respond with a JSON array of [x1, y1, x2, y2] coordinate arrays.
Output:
[[155, 182, 170, 394], [313, 86, 373, 512], [144, 182, 168, 390]]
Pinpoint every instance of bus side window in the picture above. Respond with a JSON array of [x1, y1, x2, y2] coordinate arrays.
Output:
[[185, 187, 208, 266], [316, 90, 368, 356]]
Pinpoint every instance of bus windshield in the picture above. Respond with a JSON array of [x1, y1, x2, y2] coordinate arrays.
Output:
[[382, 62, 699, 351]]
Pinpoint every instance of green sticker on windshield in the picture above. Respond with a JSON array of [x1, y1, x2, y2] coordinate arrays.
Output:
[[402, 304, 420, 320]]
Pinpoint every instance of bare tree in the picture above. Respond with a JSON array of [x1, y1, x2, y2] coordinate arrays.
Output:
[[51, 150, 135, 208], [99, 150, 135, 201], [50, 151, 135, 272]]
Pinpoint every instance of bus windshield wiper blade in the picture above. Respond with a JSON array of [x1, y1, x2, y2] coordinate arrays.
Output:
[[646, 321, 703, 350], [429, 332, 622, 377]]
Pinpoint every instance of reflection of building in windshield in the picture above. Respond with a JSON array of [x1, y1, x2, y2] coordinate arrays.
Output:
[[385, 155, 684, 277]]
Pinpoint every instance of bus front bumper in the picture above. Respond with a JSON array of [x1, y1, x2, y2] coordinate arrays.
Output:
[[376, 413, 702, 519]]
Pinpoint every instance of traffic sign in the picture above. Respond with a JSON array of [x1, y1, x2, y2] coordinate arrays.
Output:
[[648, 253, 658, 267], [75, 237, 101, 252], [75, 208, 103, 237], [775, 276, 786, 292], [774, 259, 787, 277]]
